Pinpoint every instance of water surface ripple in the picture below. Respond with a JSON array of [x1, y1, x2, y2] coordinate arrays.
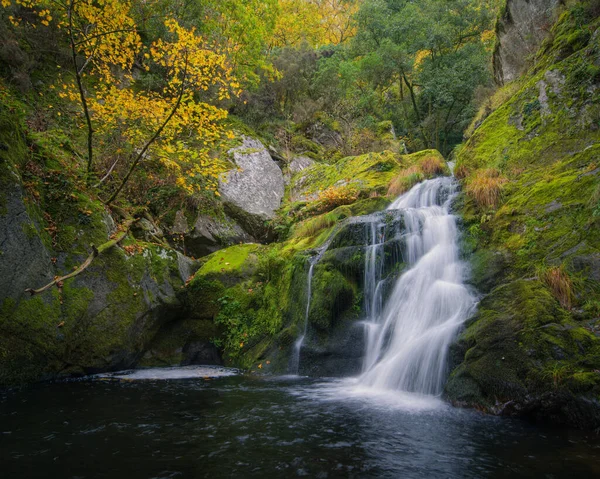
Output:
[[1, 375, 599, 478]]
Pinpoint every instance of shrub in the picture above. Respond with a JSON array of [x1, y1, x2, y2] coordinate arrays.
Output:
[[465, 168, 508, 208], [539, 265, 574, 309], [387, 166, 424, 197], [315, 184, 360, 213]]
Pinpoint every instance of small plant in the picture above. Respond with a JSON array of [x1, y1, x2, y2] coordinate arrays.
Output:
[[465, 168, 508, 209], [542, 363, 572, 389], [387, 166, 424, 197], [539, 265, 574, 309], [316, 184, 360, 213]]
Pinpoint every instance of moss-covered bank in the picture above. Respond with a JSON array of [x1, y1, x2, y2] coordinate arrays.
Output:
[[447, 2, 600, 428]]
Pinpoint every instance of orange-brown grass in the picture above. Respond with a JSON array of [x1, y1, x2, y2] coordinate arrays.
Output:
[[454, 164, 470, 180], [465, 168, 508, 208], [539, 266, 574, 309], [419, 155, 445, 176], [316, 184, 360, 213], [387, 166, 423, 197]]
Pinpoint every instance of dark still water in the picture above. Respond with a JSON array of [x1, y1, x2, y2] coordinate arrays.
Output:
[[1, 369, 599, 479]]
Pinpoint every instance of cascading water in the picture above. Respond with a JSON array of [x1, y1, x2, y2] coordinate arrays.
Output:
[[359, 177, 477, 395], [289, 260, 316, 375]]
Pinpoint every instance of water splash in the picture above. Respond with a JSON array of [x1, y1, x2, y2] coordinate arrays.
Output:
[[360, 177, 477, 395]]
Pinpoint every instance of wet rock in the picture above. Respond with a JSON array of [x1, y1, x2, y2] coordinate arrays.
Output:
[[219, 137, 285, 239]]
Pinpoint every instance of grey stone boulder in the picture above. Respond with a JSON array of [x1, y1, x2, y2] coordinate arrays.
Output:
[[184, 214, 254, 258], [171, 209, 190, 235], [494, 0, 562, 85], [219, 137, 285, 239], [284, 155, 315, 185]]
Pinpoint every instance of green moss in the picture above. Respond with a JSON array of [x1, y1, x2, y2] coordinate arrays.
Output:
[[308, 264, 355, 332], [196, 244, 261, 283], [186, 276, 226, 319], [447, 276, 600, 410]]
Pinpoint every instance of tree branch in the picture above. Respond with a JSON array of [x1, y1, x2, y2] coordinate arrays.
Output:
[[68, 0, 94, 181], [25, 216, 137, 296], [75, 28, 138, 46], [105, 51, 189, 205]]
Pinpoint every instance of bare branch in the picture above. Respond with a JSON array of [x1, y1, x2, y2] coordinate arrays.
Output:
[[25, 216, 137, 296]]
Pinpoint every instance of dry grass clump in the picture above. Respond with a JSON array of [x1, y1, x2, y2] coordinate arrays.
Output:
[[539, 265, 574, 309], [454, 164, 470, 180], [387, 166, 423, 197], [465, 168, 508, 208], [419, 155, 445, 176]]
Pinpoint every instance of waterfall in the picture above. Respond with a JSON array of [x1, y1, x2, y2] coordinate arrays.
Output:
[[289, 258, 317, 375], [360, 177, 477, 395]]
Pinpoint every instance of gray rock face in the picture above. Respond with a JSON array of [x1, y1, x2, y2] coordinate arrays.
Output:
[[184, 214, 254, 258], [219, 137, 284, 238], [289, 155, 315, 175], [494, 0, 562, 85], [284, 155, 316, 185], [0, 179, 54, 303], [0, 174, 202, 384], [171, 209, 190, 235]]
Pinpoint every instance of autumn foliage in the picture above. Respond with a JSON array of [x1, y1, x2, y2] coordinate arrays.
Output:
[[271, 0, 359, 47], [2, 0, 240, 202]]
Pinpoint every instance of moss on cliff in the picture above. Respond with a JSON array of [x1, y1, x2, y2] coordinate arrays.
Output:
[[449, 2, 600, 426]]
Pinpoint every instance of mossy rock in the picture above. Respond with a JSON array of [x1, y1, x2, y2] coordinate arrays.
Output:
[[446, 280, 600, 427], [308, 264, 355, 332]]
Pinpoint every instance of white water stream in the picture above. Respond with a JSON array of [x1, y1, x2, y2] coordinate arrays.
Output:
[[289, 261, 316, 375], [359, 177, 477, 394]]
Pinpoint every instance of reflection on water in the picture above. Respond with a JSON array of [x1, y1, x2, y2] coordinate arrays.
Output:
[[1, 374, 599, 478]]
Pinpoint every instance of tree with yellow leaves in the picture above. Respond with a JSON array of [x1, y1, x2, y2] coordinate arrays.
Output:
[[1, 0, 239, 202], [271, 0, 358, 48]]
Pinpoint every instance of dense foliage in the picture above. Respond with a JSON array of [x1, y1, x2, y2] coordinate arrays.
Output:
[[0, 0, 500, 211]]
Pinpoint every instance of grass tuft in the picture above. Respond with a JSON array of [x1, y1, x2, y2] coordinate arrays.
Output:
[[387, 166, 424, 197], [539, 265, 574, 310], [419, 155, 445, 176], [465, 168, 508, 208]]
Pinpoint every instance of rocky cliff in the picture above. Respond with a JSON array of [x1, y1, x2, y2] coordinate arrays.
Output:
[[447, 0, 600, 429], [493, 0, 563, 85], [0, 102, 203, 385]]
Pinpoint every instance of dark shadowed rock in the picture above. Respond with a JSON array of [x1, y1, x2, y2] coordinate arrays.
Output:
[[182, 341, 222, 365], [184, 214, 254, 258], [0, 180, 54, 303], [219, 137, 285, 239]]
